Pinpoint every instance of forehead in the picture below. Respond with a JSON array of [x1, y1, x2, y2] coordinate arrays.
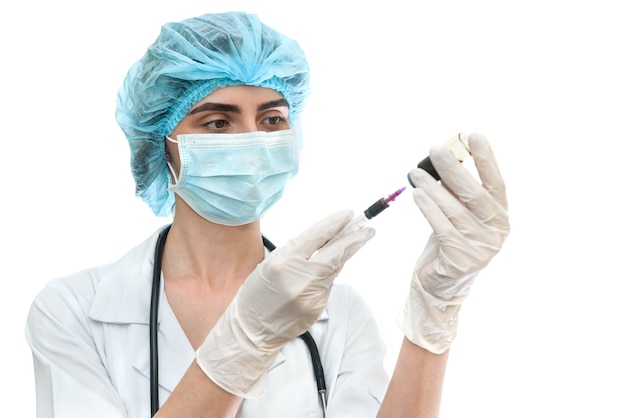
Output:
[[191, 85, 286, 110]]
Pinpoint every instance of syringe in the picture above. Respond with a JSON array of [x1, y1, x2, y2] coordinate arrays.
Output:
[[326, 187, 406, 245]]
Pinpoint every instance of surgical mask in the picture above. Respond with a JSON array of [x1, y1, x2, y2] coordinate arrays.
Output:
[[166, 129, 299, 226]]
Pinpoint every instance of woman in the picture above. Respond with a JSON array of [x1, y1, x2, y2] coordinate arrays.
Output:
[[26, 11, 509, 418]]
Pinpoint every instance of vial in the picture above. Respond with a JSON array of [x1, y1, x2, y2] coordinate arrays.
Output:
[[408, 132, 471, 186]]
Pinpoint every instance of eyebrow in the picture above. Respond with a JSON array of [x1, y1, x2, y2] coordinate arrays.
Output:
[[189, 98, 289, 115], [189, 103, 239, 115], [258, 99, 289, 111]]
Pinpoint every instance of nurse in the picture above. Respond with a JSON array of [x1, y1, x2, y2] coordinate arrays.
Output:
[[26, 11, 509, 418]]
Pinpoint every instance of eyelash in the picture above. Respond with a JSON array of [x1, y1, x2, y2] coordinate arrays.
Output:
[[262, 116, 287, 126], [202, 114, 289, 131], [205, 119, 229, 129]]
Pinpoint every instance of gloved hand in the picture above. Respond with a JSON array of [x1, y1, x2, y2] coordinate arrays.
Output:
[[398, 133, 510, 354], [196, 209, 375, 398]]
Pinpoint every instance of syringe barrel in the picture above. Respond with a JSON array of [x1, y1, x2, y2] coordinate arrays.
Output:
[[363, 198, 389, 219]]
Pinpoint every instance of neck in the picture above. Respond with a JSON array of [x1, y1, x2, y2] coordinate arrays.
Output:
[[161, 201, 265, 290]]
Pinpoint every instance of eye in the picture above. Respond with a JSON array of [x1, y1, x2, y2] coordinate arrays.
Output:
[[205, 119, 230, 129], [261, 116, 289, 128]]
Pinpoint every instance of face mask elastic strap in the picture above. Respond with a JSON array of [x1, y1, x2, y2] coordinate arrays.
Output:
[[165, 136, 180, 187], [166, 161, 179, 187]]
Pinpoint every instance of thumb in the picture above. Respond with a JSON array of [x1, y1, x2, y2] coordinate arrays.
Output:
[[286, 209, 355, 258]]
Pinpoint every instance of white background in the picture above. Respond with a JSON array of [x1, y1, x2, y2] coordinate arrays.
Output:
[[2, 0, 625, 416]]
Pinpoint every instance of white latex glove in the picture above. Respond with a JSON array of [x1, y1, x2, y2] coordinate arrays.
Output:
[[398, 133, 510, 354], [196, 209, 375, 398]]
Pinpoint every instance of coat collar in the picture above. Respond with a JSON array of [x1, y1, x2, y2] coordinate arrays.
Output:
[[89, 227, 166, 325], [86, 227, 328, 393], [88, 227, 330, 325]]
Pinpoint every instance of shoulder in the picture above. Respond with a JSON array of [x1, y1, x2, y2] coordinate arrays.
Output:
[[25, 266, 104, 355], [25, 228, 165, 344], [28, 268, 101, 324]]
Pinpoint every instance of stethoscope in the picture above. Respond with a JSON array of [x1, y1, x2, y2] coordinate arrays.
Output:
[[150, 225, 328, 416]]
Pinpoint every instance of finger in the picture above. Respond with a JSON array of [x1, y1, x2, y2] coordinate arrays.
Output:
[[467, 133, 508, 211], [314, 226, 375, 267], [287, 209, 354, 257], [272, 226, 374, 288], [410, 168, 474, 223], [305, 226, 375, 286], [411, 168, 509, 243], [410, 169, 487, 237], [411, 186, 461, 240], [427, 141, 505, 224]]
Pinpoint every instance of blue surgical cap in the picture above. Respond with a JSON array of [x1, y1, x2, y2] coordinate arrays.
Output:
[[115, 12, 311, 217]]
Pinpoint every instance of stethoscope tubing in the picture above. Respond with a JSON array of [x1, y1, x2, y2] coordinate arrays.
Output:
[[150, 225, 327, 416], [150, 225, 170, 416]]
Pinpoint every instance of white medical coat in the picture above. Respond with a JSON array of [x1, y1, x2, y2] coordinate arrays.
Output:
[[26, 228, 389, 417]]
